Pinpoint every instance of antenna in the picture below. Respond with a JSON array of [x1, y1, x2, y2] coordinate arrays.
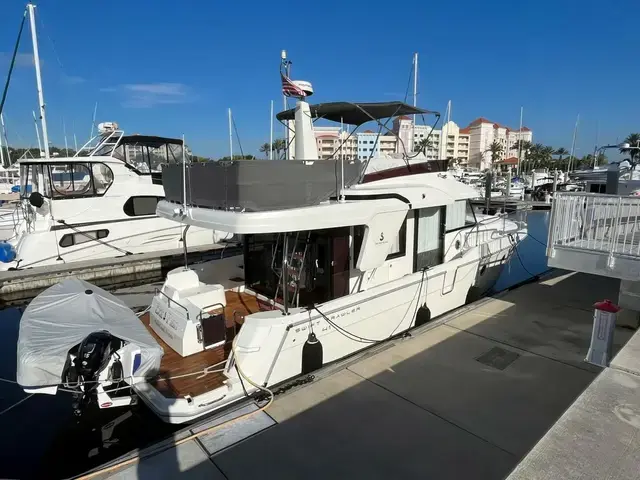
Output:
[[32, 110, 43, 156], [281, 49, 292, 160], [228, 108, 233, 159], [27, 3, 49, 159], [411, 53, 418, 153], [90, 101, 98, 139]]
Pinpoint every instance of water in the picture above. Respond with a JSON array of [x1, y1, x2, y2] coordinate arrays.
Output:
[[0, 211, 551, 479]]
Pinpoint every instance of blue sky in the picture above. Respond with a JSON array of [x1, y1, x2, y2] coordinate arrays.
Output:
[[0, 0, 638, 160]]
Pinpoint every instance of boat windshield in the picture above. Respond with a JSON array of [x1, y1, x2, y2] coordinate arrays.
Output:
[[20, 162, 114, 199], [113, 137, 184, 174]]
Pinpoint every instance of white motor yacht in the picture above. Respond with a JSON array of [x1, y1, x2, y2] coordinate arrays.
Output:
[[0, 124, 231, 269], [17, 63, 526, 424]]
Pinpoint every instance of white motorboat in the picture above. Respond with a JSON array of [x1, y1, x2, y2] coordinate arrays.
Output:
[[0, 5, 231, 267], [0, 126, 232, 269], [17, 59, 526, 424]]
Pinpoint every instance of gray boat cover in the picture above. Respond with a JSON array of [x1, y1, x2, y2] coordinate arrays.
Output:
[[17, 278, 163, 389]]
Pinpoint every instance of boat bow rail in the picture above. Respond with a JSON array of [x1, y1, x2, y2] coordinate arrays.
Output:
[[547, 192, 640, 279]]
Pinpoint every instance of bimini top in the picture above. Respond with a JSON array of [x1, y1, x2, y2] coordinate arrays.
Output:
[[120, 135, 183, 147], [17, 278, 163, 389], [276, 101, 438, 126]]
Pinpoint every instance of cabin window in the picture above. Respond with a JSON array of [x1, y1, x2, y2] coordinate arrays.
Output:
[[445, 200, 476, 232], [123, 196, 162, 216], [45, 162, 113, 198], [59, 229, 109, 248], [353, 215, 407, 264], [414, 206, 444, 271], [589, 183, 606, 193]]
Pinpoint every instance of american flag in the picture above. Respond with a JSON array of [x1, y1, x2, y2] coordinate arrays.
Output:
[[281, 72, 306, 97]]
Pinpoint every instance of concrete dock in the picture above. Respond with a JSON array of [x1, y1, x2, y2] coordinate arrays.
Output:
[[88, 270, 635, 479]]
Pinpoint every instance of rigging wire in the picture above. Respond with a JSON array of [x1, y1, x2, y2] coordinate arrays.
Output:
[[0, 9, 27, 118], [0, 393, 33, 417], [231, 115, 245, 158]]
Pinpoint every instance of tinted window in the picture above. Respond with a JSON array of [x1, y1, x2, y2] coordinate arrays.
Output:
[[123, 196, 161, 216], [59, 229, 109, 248]]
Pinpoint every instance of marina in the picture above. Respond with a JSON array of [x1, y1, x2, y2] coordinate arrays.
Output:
[[0, 1, 638, 479]]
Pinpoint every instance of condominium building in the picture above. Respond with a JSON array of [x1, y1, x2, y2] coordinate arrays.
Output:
[[357, 131, 396, 160], [466, 118, 532, 170], [314, 127, 356, 160], [314, 116, 532, 170], [392, 117, 470, 163]]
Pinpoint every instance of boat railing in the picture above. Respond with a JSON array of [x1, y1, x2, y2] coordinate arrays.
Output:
[[154, 287, 190, 320], [548, 192, 640, 261], [74, 130, 124, 158]]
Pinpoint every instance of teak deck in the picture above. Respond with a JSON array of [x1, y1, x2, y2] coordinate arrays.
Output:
[[139, 291, 271, 399]]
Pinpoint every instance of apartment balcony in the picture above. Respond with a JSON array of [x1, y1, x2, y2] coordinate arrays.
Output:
[[547, 192, 640, 281]]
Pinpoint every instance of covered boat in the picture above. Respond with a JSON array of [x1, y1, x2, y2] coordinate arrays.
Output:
[[17, 278, 163, 414]]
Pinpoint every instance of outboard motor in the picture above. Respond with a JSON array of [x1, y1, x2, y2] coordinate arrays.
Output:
[[64, 330, 122, 415]]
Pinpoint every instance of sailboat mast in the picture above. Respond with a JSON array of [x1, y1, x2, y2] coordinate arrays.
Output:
[[517, 106, 523, 175], [0, 120, 5, 168], [569, 114, 579, 172], [63, 118, 68, 156], [32, 110, 42, 155], [270, 100, 274, 160], [412, 53, 418, 153], [0, 114, 8, 166], [27, 3, 49, 159], [90, 101, 98, 139], [228, 108, 233, 159]]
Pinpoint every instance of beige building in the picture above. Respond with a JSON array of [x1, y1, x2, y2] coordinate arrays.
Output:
[[315, 115, 532, 170]]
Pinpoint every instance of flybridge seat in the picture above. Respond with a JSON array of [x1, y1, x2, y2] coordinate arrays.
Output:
[[162, 159, 364, 212], [151, 268, 227, 357]]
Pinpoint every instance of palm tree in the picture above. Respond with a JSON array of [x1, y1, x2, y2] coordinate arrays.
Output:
[[555, 147, 568, 169], [485, 140, 504, 165], [415, 138, 433, 154], [259, 142, 272, 159], [621, 133, 640, 164], [511, 140, 532, 171], [271, 138, 287, 159]]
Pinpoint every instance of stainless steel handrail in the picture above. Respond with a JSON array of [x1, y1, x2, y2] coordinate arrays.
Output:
[[154, 287, 190, 320]]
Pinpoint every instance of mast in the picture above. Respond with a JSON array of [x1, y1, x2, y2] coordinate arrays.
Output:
[[517, 106, 523, 175], [228, 108, 233, 159], [63, 118, 68, 156], [32, 110, 42, 156], [27, 3, 49, 159], [568, 114, 579, 173], [90, 101, 98, 139], [412, 53, 418, 153], [0, 120, 5, 168], [72, 121, 78, 152], [270, 100, 274, 160], [0, 114, 8, 166], [282, 50, 291, 160]]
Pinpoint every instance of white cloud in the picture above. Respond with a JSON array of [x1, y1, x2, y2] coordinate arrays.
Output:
[[99, 82, 191, 108], [0, 52, 42, 67], [60, 74, 85, 85]]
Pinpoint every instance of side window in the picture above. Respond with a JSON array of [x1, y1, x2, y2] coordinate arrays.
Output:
[[123, 196, 161, 216], [386, 216, 407, 260], [445, 200, 476, 232], [91, 163, 114, 195], [50, 163, 93, 198], [59, 229, 109, 248]]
